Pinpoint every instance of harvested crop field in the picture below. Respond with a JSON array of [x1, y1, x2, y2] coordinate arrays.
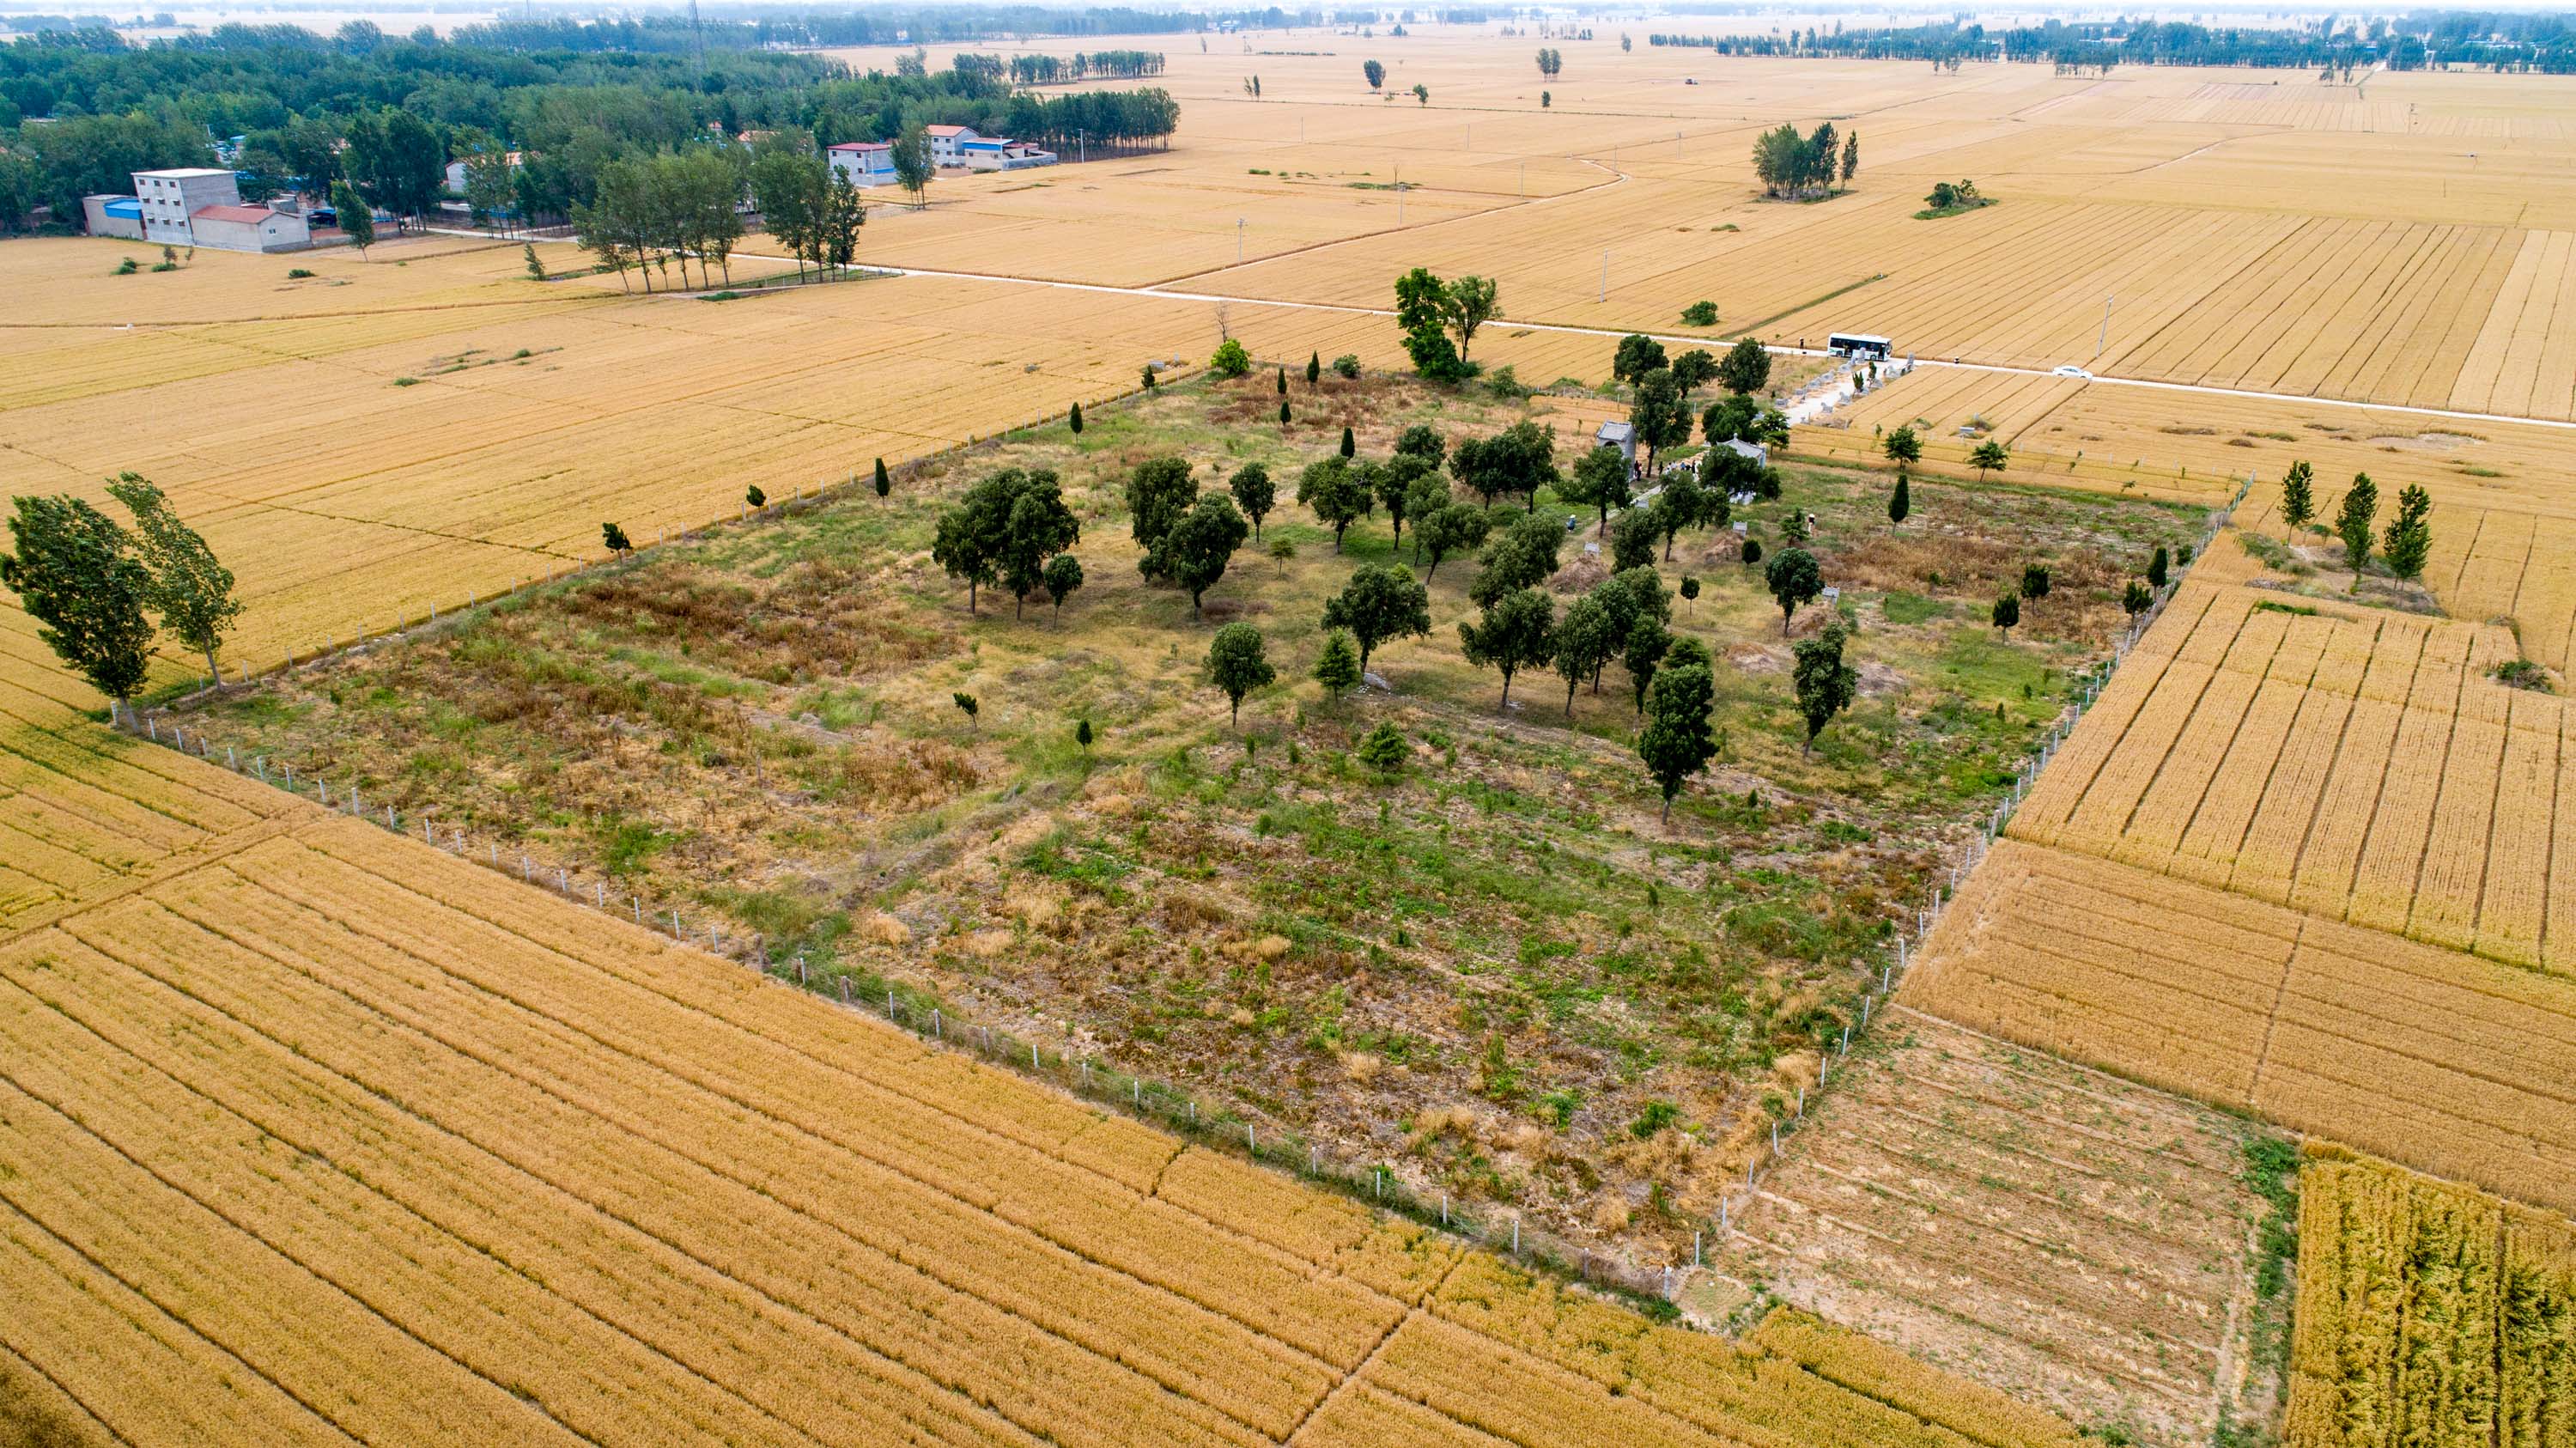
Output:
[[1900, 833, 2576, 1217], [1711, 1012, 2293, 1445]]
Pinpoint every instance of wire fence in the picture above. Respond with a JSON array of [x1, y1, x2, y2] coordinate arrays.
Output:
[[1701, 473, 2244, 1248], [118, 370, 2251, 1309]]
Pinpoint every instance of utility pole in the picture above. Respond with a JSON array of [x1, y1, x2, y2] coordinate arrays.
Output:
[[2095, 295, 2112, 360], [1236, 216, 1244, 263], [1600, 250, 1608, 302]]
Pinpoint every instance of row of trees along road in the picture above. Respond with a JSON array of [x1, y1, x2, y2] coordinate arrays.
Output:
[[572, 146, 754, 291], [1, 474, 244, 703]]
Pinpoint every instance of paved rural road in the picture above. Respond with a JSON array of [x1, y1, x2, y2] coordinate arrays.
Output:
[[457, 229, 2576, 436]]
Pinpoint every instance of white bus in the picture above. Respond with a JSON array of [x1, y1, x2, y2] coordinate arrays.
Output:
[[1827, 332, 1893, 360]]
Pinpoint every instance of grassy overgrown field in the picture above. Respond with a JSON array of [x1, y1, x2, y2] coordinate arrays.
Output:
[[190, 369, 2203, 1257]]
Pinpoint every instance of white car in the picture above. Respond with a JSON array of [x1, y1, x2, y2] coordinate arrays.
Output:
[[2051, 364, 2093, 380]]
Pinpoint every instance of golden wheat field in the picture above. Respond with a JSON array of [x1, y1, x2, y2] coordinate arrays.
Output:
[[2286, 1147, 2576, 1448], [0, 741, 2078, 1445], [0, 234, 1630, 697], [829, 36, 2576, 417], [2002, 583, 2576, 969]]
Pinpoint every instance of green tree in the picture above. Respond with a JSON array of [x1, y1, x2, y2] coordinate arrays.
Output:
[[1630, 370, 1692, 475], [602, 521, 633, 555], [1637, 651, 1716, 822], [890, 124, 934, 210], [1563, 445, 1632, 534], [1681, 300, 1720, 327], [2384, 483, 2432, 581], [953, 691, 979, 727], [749, 149, 825, 280], [1669, 348, 1719, 397], [1, 495, 154, 703], [1841, 131, 1860, 188], [1069, 402, 1084, 435], [2335, 472, 2379, 577], [1413, 83, 1429, 105], [1991, 591, 2020, 637], [1127, 455, 1198, 580], [1298, 455, 1370, 551], [1166, 493, 1249, 617], [1443, 274, 1501, 361], [1612, 332, 1668, 386], [1356, 721, 1409, 774], [937, 466, 1072, 615], [1277, 366, 1287, 396], [1651, 469, 1713, 562], [1625, 613, 1672, 713], [1679, 576, 1700, 614], [747, 484, 766, 508], [1882, 424, 1922, 468], [1340, 425, 1357, 459], [1765, 546, 1823, 633], [1415, 502, 1491, 581], [1401, 472, 1452, 563], [1306, 350, 1321, 389], [331, 179, 373, 257], [1279, 399, 1292, 428], [1458, 587, 1555, 709], [1210, 338, 1252, 378], [524, 243, 546, 280], [1552, 593, 1618, 715], [1969, 439, 2010, 479], [1449, 419, 1558, 512], [875, 458, 891, 499], [1741, 536, 1764, 569], [103, 473, 240, 684], [1888, 472, 1910, 526], [1610, 506, 1659, 572], [2281, 459, 2315, 529], [1470, 512, 1564, 607], [1718, 337, 1771, 396], [997, 471, 1081, 619], [1314, 629, 1363, 697], [2020, 563, 2051, 605], [2147, 545, 2170, 590], [1076, 718, 1095, 753], [1703, 393, 1758, 446], [1377, 453, 1436, 551], [1042, 552, 1084, 616], [1206, 622, 1274, 726], [1394, 424, 1446, 470], [1364, 58, 1387, 88], [1230, 462, 1275, 539], [1791, 618, 1857, 753], [1144, 363, 1159, 389], [1321, 563, 1433, 675], [2122, 580, 2153, 616]]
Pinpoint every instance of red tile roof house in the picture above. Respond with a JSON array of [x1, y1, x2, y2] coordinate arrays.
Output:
[[187, 203, 313, 252]]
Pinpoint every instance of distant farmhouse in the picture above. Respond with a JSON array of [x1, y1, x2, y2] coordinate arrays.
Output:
[[88, 167, 309, 252], [830, 125, 1057, 187]]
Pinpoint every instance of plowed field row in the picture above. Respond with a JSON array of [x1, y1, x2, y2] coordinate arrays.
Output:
[[1714, 1013, 2268, 1442], [1900, 836, 2576, 1215]]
